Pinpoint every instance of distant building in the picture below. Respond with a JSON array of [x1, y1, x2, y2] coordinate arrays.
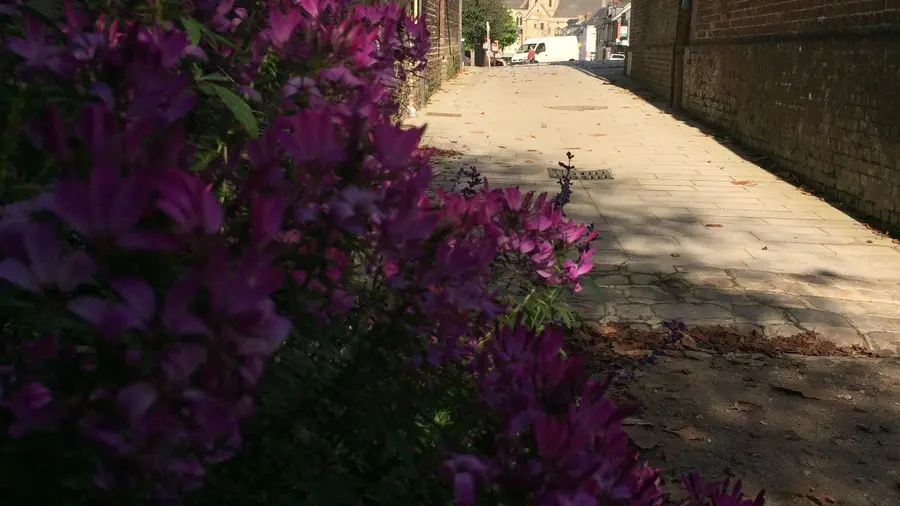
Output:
[[595, 0, 630, 60], [504, 0, 608, 46]]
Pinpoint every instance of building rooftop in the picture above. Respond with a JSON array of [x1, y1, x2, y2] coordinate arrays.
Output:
[[503, 0, 608, 19], [585, 6, 609, 25], [553, 0, 603, 19]]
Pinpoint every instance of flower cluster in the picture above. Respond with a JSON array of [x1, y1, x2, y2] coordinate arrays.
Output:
[[447, 322, 662, 505], [0, 0, 598, 501], [0, 1, 764, 505], [446, 322, 765, 506]]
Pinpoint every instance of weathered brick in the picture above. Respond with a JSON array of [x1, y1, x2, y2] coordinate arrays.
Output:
[[626, 0, 680, 101], [628, 0, 900, 233], [402, 0, 461, 110]]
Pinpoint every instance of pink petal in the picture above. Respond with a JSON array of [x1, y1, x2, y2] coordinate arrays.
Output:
[[56, 251, 97, 291], [161, 344, 207, 382], [111, 278, 155, 322], [0, 258, 40, 293], [23, 222, 61, 286], [116, 382, 157, 421], [453, 472, 475, 506]]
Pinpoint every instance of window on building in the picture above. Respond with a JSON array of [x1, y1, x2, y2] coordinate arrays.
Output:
[[540, 22, 544, 30], [549, 0, 552, 6], [517, 15, 522, 26]]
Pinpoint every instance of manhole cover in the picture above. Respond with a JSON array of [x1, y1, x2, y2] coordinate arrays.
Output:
[[545, 105, 609, 112], [547, 168, 614, 180]]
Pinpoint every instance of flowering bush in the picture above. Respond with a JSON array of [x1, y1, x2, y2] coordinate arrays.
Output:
[[0, 1, 764, 505], [446, 321, 766, 506]]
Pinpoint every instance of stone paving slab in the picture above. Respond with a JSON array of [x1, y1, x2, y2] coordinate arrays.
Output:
[[410, 65, 900, 354]]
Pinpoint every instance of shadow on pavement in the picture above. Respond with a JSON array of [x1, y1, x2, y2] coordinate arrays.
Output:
[[417, 66, 900, 506], [562, 61, 896, 241], [427, 146, 900, 352], [430, 146, 900, 506]]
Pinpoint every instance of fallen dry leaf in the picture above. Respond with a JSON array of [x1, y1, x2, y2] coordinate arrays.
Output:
[[590, 133, 608, 137], [529, 135, 536, 139], [731, 180, 757, 186], [524, 159, 534, 163], [629, 432, 659, 450], [623, 417, 656, 427], [612, 342, 645, 358], [667, 425, 705, 441], [769, 381, 828, 400], [527, 149, 538, 152], [727, 401, 758, 412], [704, 223, 723, 228]]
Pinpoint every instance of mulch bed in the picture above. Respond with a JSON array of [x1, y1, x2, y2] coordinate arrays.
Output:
[[572, 321, 872, 363]]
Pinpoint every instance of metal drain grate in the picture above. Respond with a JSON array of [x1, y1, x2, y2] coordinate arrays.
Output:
[[547, 168, 614, 180]]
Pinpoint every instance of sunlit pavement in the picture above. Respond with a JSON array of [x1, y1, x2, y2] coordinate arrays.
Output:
[[408, 64, 900, 353]]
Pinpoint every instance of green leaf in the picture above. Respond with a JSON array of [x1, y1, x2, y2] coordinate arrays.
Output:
[[199, 72, 231, 82], [198, 83, 259, 137], [181, 17, 203, 46], [200, 23, 237, 49]]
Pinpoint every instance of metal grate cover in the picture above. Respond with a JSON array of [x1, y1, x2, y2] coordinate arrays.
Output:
[[547, 168, 614, 180]]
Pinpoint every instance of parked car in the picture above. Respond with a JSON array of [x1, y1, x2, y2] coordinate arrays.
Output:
[[609, 53, 625, 61]]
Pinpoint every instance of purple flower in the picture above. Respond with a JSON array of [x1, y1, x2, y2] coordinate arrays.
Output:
[[6, 16, 68, 73], [4, 381, 63, 436], [161, 344, 208, 383], [275, 110, 347, 164], [67, 297, 146, 338], [373, 124, 424, 169], [0, 220, 96, 293], [267, 5, 303, 48], [51, 165, 157, 247], [251, 194, 285, 247], [156, 169, 224, 236], [117, 382, 158, 421]]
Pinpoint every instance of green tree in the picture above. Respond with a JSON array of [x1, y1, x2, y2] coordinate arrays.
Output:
[[462, 0, 518, 50]]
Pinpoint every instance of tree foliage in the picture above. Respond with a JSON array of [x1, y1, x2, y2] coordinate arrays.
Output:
[[462, 0, 518, 49]]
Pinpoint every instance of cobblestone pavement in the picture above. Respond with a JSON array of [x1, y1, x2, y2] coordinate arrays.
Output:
[[407, 63, 900, 354]]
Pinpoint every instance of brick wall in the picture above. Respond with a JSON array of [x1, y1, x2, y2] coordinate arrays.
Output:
[[692, 0, 900, 41], [627, 0, 679, 100], [683, 0, 900, 230], [408, 0, 461, 109]]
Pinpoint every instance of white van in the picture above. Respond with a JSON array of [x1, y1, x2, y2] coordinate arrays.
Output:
[[532, 36, 579, 63], [510, 38, 539, 64]]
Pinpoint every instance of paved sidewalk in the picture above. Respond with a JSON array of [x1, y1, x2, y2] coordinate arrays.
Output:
[[408, 64, 900, 353]]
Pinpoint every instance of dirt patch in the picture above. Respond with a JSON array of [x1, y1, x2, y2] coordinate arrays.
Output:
[[576, 322, 872, 360], [572, 322, 900, 506], [420, 145, 464, 158]]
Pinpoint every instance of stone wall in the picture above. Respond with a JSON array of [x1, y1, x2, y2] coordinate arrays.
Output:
[[629, 0, 900, 231], [627, 0, 679, 100]]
